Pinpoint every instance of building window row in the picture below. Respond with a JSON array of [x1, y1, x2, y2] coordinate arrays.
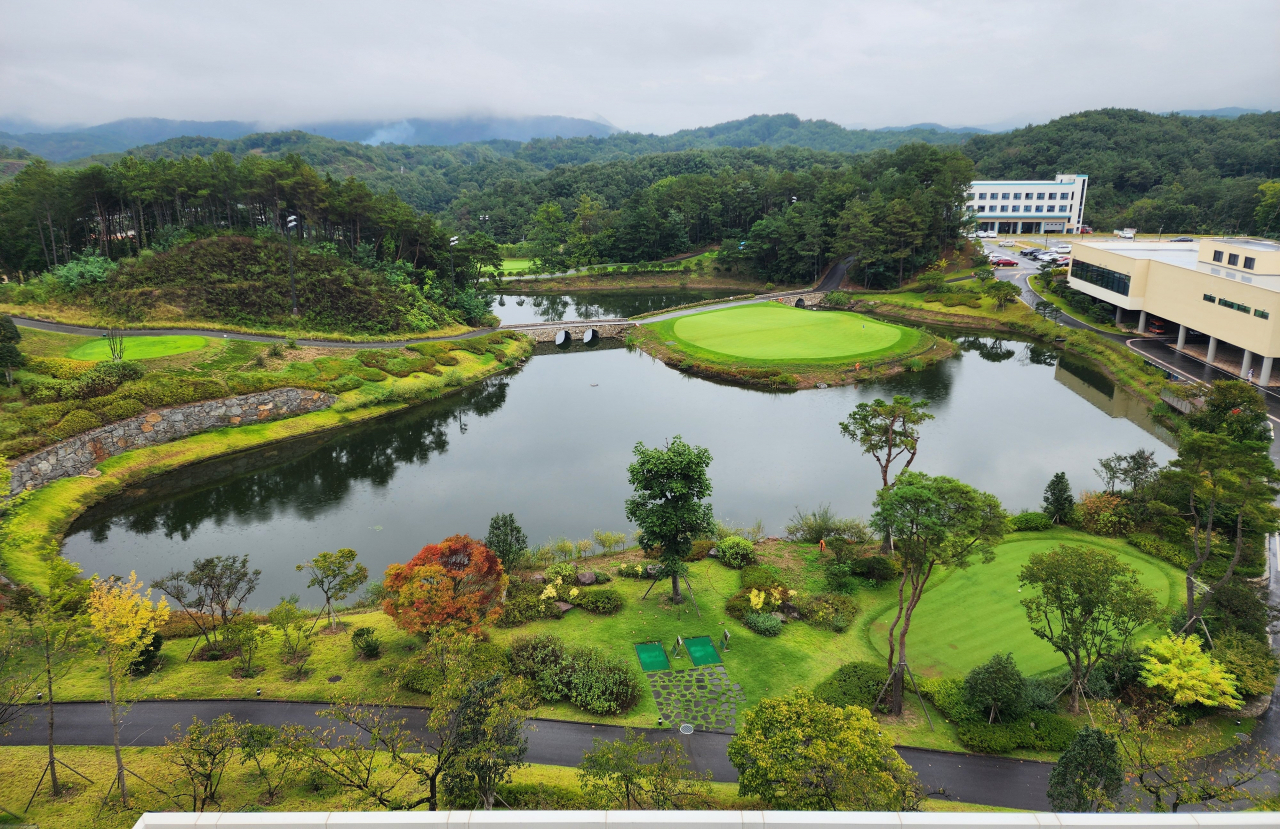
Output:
[[974, 205, 1067, 214], [1219, 297, 1251, 314], [1213, 250, 1260, 270], [971, 191, 1074, 201], [1073, 261, 1130, 296]]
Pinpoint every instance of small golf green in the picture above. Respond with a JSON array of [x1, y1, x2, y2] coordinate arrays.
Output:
[[664, 303, 915, 362], [684, 636, 723, 666], [635, 642, 671, 672], [871, 530, 1182, 678], [67, 335, 207, 362]]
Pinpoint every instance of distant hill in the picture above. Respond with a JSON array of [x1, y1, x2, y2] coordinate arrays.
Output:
[[1160, 107, 1265, 119], [963, 108, 1280, 232], [295, 115, 616, 145], [877, 122, 992, 134], [0, 115, 617, 161]]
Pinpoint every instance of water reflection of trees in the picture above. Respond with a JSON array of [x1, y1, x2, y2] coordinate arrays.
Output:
[[509, 291, 739, 322], [955, 334, 1017, 363], [77, 378, 512, 544]]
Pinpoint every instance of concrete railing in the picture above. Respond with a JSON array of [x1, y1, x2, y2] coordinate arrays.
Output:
[[132, 812, 1280, 829]]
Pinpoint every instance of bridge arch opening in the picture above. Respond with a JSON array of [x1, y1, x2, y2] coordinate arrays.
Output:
[[583, 328, 600, 347], [555, 330, 573, 348], [795, 297, 806, 308]]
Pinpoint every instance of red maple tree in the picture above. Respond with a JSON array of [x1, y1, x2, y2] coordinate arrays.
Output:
[[382, 534, 507, 635]]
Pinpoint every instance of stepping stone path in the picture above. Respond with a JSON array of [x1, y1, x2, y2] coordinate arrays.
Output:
[[646, 665, 746, 733]]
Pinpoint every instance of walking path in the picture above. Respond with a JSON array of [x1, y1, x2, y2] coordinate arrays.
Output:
[[0, 700, 1050, 809]]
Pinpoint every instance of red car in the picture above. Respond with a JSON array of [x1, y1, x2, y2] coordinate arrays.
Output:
[[991, 257, 1018, 267]]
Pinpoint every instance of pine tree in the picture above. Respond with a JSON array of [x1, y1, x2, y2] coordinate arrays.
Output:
[[1042, 471, 1074, 523], [485, 513, 528, 571], [1047, 727, 1122, 811], [0, 315, 21, 387]]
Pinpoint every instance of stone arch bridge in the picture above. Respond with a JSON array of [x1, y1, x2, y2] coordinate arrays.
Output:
[[501, 319, 636, 344]]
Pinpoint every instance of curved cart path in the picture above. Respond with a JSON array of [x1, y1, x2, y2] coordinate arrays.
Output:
[[0, 700, 1050, 810]]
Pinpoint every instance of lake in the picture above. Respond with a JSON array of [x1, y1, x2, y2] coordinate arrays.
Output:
[[63, 334, 1175, 605]]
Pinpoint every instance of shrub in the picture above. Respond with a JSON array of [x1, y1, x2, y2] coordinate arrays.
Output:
[[327, 375, 363, 394], [813, 661, 889, 710], [716, 535, 755, 568], [848, 555, 898, 584], [740, 565, 788, 593], [566, 646, 643, 714], [797, 593, 858, 630], [1211, 631, 1279, 697], [1011, 511, 1054, 532], [1023, 676, 1064, 713], [956, 721, 1019, 754], [571, 588, 623, 615], [24, 356, 97, 380], [495, 585, 564, 628], [616, 562, 652, 579], [918, 677, 980, 723], [495, 783, 588, 810], [131, 632, 164, 675], [963, 653, 1026, 724], [543, 561, 577, 583], [1025, 713, 1078, 751], [436, 353, 460, 366], [1075, 491, 1131, 537], [688, 539, 715, 561], [785, 504, 871, 543], [100, 398, 146, 421], [353, 366, 387, 382], [509, 633, 571, 702], [351, 627, 382, 659], [1126, 533, 1191, 568], [743, 611, 782, 637], [47, 408, 102, 440]]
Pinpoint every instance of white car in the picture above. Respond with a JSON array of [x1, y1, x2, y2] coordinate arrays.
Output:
[[998, 240, 1016, 248], [978, 230, 995, 238], [1053, 244, 1072, 253]]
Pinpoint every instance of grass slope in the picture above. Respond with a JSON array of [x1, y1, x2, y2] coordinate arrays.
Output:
[[66, 334, 207, 362], [869, 529, 1182, 677], [671, 303, 906, 360]]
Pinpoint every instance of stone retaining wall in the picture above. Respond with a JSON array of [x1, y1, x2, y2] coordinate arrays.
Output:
[[7, 388, 336, 494], [772, 291, 828, 308]]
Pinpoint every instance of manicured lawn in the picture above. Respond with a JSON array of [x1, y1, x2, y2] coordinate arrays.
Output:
[[649, 303, 921, 365], [489, 554, 879, 726], [66, 334, 208, 361], [870, 528, 1183, 678]]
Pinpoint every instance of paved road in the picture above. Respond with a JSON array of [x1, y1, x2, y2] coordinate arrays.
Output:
[[0, 701, 1052, 809]]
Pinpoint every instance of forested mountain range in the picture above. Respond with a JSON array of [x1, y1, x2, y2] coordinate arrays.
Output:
[[0, 109, 1276, 296]]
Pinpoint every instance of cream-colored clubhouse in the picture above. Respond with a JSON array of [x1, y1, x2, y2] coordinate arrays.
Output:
[[1068, 237, 1280, 386]]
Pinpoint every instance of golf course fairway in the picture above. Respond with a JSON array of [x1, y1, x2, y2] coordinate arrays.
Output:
[[664, 303, 916, 362]]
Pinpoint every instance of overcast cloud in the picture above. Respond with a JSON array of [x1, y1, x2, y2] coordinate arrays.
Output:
[[2, 0, 1277, 133]]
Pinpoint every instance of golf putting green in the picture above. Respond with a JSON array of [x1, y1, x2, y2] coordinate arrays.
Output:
[[668, 303, 909, 361], [68, 335, 207, 362], [870, 531, 1181, 678], [684, 636, 722, 666], [635, 642, 671, 672]]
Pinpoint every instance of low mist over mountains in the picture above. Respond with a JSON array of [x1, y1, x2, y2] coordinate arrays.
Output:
[[0, 115, 617, 161]]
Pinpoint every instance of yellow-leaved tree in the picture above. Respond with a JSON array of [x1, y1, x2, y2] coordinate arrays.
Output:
[[87, 572, 169, 808]]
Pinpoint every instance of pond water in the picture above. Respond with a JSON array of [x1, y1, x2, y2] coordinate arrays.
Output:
[[63, 334, 1176, 606], [493, 290, 742, 325]]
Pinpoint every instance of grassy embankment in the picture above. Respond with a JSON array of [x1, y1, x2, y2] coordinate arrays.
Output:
[[25, 527, 1248, 761], [635, 302, 949, 388], [0, 746, 1018, 827], [827, 288, 1168, 403], [0, 235, 474, 343], [1025, 273, 1128, 335], [0, 330, 532, 590]]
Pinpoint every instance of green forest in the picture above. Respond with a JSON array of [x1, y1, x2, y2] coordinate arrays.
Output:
[[0, 109, 1277, 299]]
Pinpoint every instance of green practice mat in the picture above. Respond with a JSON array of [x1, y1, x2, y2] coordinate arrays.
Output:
[[685, 636, 722, 666], [635, 642, 671, 672]]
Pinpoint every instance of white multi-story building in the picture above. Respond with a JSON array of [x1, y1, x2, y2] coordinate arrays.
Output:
[[967, 173, 1089, 235]]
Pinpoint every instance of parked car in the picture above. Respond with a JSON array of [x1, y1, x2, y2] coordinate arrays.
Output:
[[1079, 226, 1094, 234], [1170, 236, 1194, 242], [978, 230, 995, 238], [1020, 249, 1040, 258], [1114, 228, 1136, 239], [998, 240, 1016, 248], [1147, 319, 1167, 335], [1052, 244, 1072, 253], [991, 257, 1018, 267]]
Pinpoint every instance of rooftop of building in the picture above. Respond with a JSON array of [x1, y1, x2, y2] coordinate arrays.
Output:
[[1075, 238, 1280, 290]]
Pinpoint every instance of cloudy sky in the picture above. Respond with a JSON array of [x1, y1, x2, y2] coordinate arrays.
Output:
[[2, 0, 1277, 133]]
